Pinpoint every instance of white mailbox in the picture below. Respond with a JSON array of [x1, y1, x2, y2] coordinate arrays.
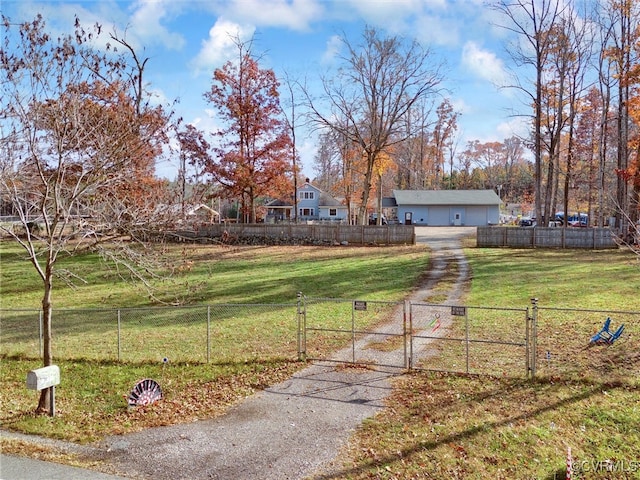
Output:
[[26, 365, 60, 391]]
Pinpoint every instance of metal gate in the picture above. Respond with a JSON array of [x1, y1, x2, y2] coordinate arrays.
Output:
[[298, 295, 408, 370], [409, 303, 532, 377], [297, 295, 533, 377]]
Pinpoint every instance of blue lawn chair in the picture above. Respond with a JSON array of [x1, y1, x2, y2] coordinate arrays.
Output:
[[589, 317, 625, 345]]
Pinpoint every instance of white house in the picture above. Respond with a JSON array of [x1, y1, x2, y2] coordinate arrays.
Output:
[[265, 181, 349, 223], [391, 190, 501, 226]]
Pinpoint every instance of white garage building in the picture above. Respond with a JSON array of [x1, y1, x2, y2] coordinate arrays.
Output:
[[392, 190, 501, 226]]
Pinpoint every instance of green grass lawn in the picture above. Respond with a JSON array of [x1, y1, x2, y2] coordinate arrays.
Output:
[[1, 239, 639, 479], [0, 243, 429, 309], [338, 246, 640, 480], [0, 241, 429, 443]]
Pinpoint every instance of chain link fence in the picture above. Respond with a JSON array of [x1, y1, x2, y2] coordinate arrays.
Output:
[[1, 303, 299, 364], [2, 300, 637, 382], [533, 305, 639, 383]]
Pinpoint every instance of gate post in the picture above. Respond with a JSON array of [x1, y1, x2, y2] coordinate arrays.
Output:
[[402, 301, 408, 370], [117, 309, 121, 362], [525, 307, 530, 377], [351, 301, 356, 363], [297, 292, 306, 361], [465, 310, 470, 374], [530, 298, 538, 377], [408, 302, 414, 370], [207, 305, 211, 363]]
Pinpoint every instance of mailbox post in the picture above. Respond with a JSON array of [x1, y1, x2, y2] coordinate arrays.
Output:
[[26, 365, 60, 417]]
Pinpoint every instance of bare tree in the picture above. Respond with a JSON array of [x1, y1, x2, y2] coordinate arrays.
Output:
[[594, 7, 618, 227], [495, 0, 564, 224], [393, 98, 436, 190], [303, 27, 444, 224], [175, 123, 212, 220], [280, 71, 303, 222], [431, 99, 459, 188], [0, 15, 171, 413], [503, 136, 525, 199], [557, 6, 594, 228], [312, 131, 341, 190]]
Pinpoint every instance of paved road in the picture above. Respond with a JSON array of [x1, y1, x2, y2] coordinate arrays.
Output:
[[0, 453, 128, 480]]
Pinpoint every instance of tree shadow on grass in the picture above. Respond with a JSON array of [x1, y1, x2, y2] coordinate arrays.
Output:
[[312, 376, 631, 479]]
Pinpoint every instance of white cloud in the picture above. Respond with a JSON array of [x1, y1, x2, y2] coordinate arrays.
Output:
[[5, 0, 128, 52], [129, 0, 185, 50], [191, 19, 256, 74], [461, 41, 508, 87], [496, 116, 530, 141], [345, 0, 446, 23], [321, 35, 342, 64], [220, 0, 323, 31], [12, 0, 186, 54], [340, 0, 462, 43], [194, 110, 223, 134], [413, 13, 460, 47], [295, 136, 319, 179], [450, 97, 470, 116], [345, 0, 414, 26]]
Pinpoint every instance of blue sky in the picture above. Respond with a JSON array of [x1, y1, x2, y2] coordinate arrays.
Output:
[[2, 0, 530, 179]]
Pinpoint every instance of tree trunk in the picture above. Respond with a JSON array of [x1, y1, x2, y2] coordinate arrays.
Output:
[[534, 49, 543, 226], [376, 173, 383, 225], [358, 152, 375, 225], [37, 262, 54, 413]]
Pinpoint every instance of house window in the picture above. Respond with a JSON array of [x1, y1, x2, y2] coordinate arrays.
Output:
[[299, 208, 314, 216], [299, 191, 315, 200], [329, 208, 337, 216]]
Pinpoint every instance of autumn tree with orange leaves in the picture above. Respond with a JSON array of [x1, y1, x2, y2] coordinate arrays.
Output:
[[0, 15, 171, 413], [618, 0, 640, 239], [204, 39, 293, 223]]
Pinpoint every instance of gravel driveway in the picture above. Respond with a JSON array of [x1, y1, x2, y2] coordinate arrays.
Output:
[[4, 227, 475, 480], [91, 227, 475, 480]]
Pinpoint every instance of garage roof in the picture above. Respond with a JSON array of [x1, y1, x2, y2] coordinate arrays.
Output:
[[392, 189, 501, 206]]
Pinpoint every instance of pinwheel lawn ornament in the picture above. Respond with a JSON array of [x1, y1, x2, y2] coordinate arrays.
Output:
[[127, 378, 162, 407]]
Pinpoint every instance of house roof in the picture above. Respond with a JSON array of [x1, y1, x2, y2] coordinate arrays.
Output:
[[157, 203, 220, 216], [392, 189, 501, 206], [265, 182, 347, 209], [187, 204, 220, 216], [318, 192, 345, 207], [265, 198, 292, 208], [382, 197, 398, 208]]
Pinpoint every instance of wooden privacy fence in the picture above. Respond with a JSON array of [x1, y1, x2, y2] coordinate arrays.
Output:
[[173, 223, 416, 245], [477, 226, 617, 249]]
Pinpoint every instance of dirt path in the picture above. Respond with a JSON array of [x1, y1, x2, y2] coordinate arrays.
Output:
[[86, 227, 475, 480]]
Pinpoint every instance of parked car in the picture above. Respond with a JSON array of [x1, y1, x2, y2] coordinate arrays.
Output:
[[555, 212, 588, 227], [519, 216, 536, 227]]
